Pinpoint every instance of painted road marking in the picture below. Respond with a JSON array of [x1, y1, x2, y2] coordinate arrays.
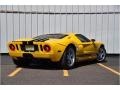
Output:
[[8, 67, 22, 77], [97, 63, 120, 76], [63, 70, 69, 77]]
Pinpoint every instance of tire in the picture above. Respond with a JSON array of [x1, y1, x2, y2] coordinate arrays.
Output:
[[61, 46, 76, 69], [13, 58, 30, 67], [97, 46, 106, 62]]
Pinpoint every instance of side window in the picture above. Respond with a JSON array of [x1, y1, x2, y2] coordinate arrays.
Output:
[[76, 34, 90, 42]]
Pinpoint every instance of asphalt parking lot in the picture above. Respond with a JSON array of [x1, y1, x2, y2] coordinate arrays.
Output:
[[0, 54, 120, 85]]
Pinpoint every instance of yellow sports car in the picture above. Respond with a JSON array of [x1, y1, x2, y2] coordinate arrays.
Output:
[[8, 33, 106, 68]]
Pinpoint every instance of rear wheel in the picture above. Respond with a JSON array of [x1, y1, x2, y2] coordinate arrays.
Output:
[[61, 46, 76, 69], [13, 58, 30, 66], [97, 46, 106, 62]]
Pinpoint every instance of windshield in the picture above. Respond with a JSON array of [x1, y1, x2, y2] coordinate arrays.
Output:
[[33, 34, 67, 41]]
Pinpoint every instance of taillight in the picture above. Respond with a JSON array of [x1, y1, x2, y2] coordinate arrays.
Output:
[[43, 44, 51, 52], [9, 44, 15, 51]]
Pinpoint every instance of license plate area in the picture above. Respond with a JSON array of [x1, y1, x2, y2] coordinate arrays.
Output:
[[25, 45, 34, 51]]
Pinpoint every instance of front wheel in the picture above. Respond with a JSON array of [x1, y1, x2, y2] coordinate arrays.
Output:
[[97, 47, 106, 62], [61, 46, 76, 69]]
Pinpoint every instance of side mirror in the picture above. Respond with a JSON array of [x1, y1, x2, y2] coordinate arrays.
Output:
[[91, 39, 95, 42]]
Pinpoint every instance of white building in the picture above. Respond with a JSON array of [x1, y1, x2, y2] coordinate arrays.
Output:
[[0, 5, 120, 54]]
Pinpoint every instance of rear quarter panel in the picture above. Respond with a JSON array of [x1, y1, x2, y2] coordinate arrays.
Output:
[[45, 35, 79, 62]]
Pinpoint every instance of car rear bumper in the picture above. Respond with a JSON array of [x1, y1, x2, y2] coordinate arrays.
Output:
[[9, 52, 52, 59], [9, 51, 61, 62]]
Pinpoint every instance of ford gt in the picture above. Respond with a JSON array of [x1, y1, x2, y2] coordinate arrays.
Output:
[[8, 33, 106, 68]]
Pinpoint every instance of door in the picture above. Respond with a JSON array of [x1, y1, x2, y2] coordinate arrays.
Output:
[[76, 34, 97, 54]]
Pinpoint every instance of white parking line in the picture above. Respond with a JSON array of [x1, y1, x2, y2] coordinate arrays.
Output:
[[8, 67, 22, 77], [97, 63, 120, 76], [63, 70, 69, 77]]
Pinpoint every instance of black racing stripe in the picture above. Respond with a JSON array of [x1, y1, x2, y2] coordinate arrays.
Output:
[[40, 45, 43, 51], [16, 44, 19, 50], [28, 41, 33, 45]]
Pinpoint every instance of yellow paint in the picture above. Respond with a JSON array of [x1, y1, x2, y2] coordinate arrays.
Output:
[[8, 33, 104, 62], [97, 63, 120, 76], [8, 67, 22, 77], [15, 38, 33, 41], [63, 70, 69, 77]]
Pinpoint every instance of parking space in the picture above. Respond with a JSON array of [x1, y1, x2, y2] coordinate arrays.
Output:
[[0, 54, 120, 85]]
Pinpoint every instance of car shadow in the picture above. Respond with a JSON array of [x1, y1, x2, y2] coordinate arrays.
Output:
[[71, 60, 107, 69], [21, 60, 62, 70], [21, 59, 107, 70]]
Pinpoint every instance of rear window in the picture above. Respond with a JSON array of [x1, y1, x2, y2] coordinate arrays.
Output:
[[33, 34, 67, 40]]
